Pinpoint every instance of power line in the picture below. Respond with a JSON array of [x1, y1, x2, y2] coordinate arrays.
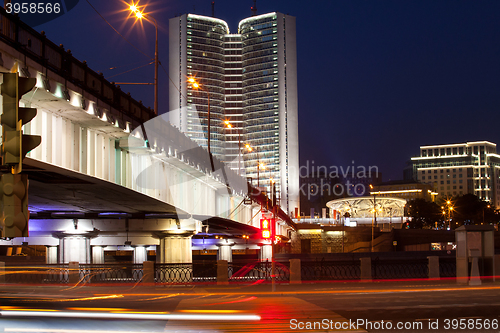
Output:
[[84, 0, 152, 60]]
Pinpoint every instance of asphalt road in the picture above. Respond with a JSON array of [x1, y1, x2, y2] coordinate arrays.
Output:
[[1, 281, 500, 332]]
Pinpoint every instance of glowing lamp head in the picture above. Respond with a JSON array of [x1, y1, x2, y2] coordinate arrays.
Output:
[[261, 219, 269, 229], [135, 11, 143, 19], [130, 5, 137, 12]]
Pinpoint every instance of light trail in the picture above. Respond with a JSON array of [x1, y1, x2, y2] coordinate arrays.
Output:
[[0, 310, 261, 321]]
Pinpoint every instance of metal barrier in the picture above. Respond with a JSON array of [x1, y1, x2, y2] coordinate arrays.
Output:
[[155, 263, 194, 283], [372, 258, 428, 279], [439, 257, 457, 278], [301, 260, 360, 280], [79, 264, 143, 283], [229, 261, 290, 282]]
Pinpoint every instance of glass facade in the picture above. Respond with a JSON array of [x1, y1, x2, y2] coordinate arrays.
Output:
[[240, 13, 281, 198], [170, 12, 299, 213], [185, 15, 228, 159]]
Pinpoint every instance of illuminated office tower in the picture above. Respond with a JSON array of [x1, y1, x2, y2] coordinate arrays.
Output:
[[169, 12, 299, 214], [168, 14, 228, 159], [406, 141, 500, 207]]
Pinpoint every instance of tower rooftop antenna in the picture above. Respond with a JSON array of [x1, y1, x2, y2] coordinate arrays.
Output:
[[211, 1, 215, 17], [251, 0, 257, 16]]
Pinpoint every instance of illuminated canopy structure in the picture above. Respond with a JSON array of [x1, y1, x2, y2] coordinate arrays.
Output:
[[326, 196, 407, 227]]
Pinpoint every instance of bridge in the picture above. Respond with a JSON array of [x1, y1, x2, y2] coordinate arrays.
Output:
[[0, 9, 296, 265]]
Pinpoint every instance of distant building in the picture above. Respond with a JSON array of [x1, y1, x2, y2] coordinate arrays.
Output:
[[405, 141, 500, 206], [370, 180, 438, 202]]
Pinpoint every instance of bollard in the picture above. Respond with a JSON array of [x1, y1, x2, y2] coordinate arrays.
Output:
[[360, 257, 372, 281], [469, 249, 481, 286], [143, 261, 155, 285], [217, 260, 229, 285], [428, 256, 440, 279], [289, 259, 301, 284], [68, 261, 80, 285]]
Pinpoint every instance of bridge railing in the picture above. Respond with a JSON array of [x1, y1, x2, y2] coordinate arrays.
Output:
[[0, 257, 458, 285]]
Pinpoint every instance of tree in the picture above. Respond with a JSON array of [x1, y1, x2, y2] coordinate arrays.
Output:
[[406, 198, 442, 229]]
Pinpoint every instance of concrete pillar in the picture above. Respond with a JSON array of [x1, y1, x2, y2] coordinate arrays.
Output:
[[133, 246, 148, 264], [217, 243, 234, 262], [157, 234, 193, 263], [92, 246, 105, 264], [360, 257, 372, 281], [495, 254, 500, 282], [58, 235, 92, 264], [46, 246, 58, 264], [217, 260, 229, 285], [428, 256, 440, 279], [259, 244, 272, 261], [143, 261, 155, 285], [289, 259, 301, 284]]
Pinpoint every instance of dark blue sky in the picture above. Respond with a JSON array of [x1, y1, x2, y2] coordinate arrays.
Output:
[[32, 0, 500, 181]]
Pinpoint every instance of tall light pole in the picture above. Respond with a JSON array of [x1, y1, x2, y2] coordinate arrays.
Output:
[[224, 120, 242, 176], [483, 204, 490, 225], [128, 3, 158, 115], [188, 77, 214, 171], [369, 184, 376, 252]]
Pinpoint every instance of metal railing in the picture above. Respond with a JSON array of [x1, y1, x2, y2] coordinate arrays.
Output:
[[155, 263, 194, 283], [439, 257, 457, 278], [229, 260, 290, 281], [301, 260, 360, 280], [372, 258, 429, 279], [79, 264, 143, 283]]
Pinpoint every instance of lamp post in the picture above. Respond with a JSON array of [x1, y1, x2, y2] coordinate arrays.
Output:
[[128, 3, 158, 115], [369, 185, 376, 252], [188, 77, 214, 171], [224, 120, 242, 176], [245, 144, 263, 188], [483, 204, 491, 225]]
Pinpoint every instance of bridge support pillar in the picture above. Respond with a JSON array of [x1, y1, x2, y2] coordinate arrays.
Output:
[[217, 242, 234, 263], [53, 230, 98, 264], [133, 246, 148, 264], [92, 246, 105, 264], [157, 233, 193, 263], [46, 246, 58, 264]]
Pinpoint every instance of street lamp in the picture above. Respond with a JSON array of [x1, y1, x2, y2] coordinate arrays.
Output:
[[224, 120, 242, 176], [245, 144, 264, 188], [128, 2, 158, 115], [188, 77, 214, 171], [369, 184, 376, 252], [483, 204, 491, 225]]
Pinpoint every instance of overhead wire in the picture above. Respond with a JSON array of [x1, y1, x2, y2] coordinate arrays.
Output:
[[107, 61, 154, 79], [84, 0, 152, 60]]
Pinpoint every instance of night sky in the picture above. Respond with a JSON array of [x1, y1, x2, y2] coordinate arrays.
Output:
[[29, 0, 500, 181]]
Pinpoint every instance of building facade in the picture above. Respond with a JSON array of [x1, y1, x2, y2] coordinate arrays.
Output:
[[169, 12, 299, 214], [405, 141, 500, 206], [370, 180, 438, 202]]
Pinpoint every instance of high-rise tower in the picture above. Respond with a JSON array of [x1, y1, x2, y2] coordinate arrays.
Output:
[[169, 12, 299, 214]]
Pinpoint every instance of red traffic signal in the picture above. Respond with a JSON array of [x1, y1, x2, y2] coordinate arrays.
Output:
[[260, 218, 271, 239], [260, 218, 276, 239]]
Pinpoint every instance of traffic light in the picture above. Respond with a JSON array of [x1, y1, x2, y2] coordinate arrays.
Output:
[[0, 173, 28, 237], [1, 72, 41, 174], [260, 218, 271, 239]]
